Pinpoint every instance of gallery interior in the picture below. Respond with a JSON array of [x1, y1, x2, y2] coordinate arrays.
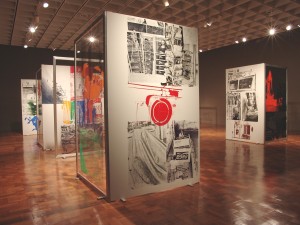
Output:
[[0, 0, 300, 224]]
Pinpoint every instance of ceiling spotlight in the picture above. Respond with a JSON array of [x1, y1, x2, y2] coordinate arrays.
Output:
[[235, 40, 239, 44], [298, 25, 300, 27], [162, 0, 169, 7], [204, 21, 212, 28], [77, 50, 80, 53], [42, 2, 49, 8], [286, 24, 292, 31], [269, 28, 276, 35], [29, 26, 37, 33], [24, 45, 28, 48], [199, 49, 203, 52], [242, 37, 247, 42], [89, 36, 95, 43]]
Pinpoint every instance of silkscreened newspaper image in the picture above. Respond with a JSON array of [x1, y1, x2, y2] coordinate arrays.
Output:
[[226, 64, 263, 143], [125, 15, 199, 190], [128, 119, 198, 190], [127, 16, 197, 87]]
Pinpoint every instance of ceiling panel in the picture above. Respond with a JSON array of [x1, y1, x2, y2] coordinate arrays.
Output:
[[0, 0, 299, 51]]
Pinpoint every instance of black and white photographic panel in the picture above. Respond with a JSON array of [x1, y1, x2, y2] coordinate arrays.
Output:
[[128, 120, 198, 190], [127, 16, 197, 87], [227, 92, 241, 120], [233, 121, 253, 140], [242, 92, 258, 122], [226, 64, 265, 144]]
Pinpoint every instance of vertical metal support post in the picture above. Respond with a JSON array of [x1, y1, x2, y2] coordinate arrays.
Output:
[[53, 57, 58, 152]]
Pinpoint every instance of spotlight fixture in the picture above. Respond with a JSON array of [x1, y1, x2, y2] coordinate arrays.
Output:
[[162, 0, 169, 7], [77, 50, 80, 53], [269, 28, 276, 35], [242, 37, 247, 42], [235, 40, 239, 44], [204, 21, 212, 28], [199, 49, 203, 52], [286, 24, 292, 31], [89, 36, 95, 43], [24, 45, 28, 48], [29, 26, 37, 33], [42, 2, 49, 8], [298, 25, 300, 27]]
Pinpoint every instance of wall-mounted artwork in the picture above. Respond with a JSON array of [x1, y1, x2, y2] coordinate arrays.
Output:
[[127, 16, 197, 87], [242, 92, 258, 122], [227, 93, 241, 120], [21, 79, 38, 135], [128, 118, 198, 190]]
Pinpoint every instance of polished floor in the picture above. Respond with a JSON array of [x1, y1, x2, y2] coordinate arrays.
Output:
[[0, 127, 300, 225]]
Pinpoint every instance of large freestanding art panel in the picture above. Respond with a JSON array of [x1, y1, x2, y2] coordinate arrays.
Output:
[[106, 11, 199, 201], [75, 17, 106, 195], [41, 64, 75, 151], [226, 63, 287, 144]]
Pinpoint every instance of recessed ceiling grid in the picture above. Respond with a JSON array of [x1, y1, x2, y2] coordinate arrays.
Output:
[[0, 0, 299, 51]]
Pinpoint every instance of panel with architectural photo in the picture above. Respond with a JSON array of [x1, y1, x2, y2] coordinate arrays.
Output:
[[128, 119, 198, 190], [227, 92, 241, 120], [127, 16, 197, 87], [242, 92, 258, 122]]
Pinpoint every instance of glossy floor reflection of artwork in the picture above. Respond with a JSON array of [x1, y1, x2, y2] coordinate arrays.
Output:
[[77, 126, 106, 192], [0, 128, 300, 225]]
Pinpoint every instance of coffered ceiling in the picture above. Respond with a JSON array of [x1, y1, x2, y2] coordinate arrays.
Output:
[[0, 0, 299, 52]]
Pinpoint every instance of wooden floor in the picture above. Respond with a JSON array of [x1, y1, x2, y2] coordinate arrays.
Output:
[[1, 127, 300, 225]]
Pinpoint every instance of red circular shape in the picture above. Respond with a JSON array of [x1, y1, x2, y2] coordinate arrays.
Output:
[[150, 98, 172, 126]]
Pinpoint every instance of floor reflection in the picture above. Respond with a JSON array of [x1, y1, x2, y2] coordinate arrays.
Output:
[[1, 128, 300, 225]]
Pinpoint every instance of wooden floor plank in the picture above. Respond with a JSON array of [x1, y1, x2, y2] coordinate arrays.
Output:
[[0, 128, 300, 224]]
